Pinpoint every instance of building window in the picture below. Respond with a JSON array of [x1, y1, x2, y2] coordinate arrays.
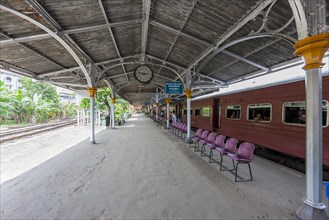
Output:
[[226, 105, 241, 119], [202, 107, 211, 117], [247, 103, 272, 122], [17, 79, 22, 89], [283, 100, 328, 127], [195, 108, 201, 115], [5, 77, 12, 84]]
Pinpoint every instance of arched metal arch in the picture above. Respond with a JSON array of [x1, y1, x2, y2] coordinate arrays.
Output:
[[0, 3, 93, 87], [288, 0, 308, 40], [196, 33, 297, 74], [103, 79, 116, 98], [117, 81, 166, 93]]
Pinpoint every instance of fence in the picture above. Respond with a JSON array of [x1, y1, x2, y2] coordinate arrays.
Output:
[[77, 109, 101, 126]]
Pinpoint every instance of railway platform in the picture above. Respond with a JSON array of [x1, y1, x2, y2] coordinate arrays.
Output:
[[1, 114, 328, 219]]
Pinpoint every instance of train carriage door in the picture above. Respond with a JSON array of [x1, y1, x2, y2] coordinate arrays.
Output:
[[213, 98, 219, 129]]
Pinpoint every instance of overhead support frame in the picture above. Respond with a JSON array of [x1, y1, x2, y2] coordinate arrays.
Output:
[[98, 0, 130, 82], [141, 0, 151, 62], [0, 19, 142, 46]]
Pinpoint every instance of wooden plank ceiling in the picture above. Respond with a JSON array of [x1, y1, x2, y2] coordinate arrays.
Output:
[[1, 0, 323, 105]]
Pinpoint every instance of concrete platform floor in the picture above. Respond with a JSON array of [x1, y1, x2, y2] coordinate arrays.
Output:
[[1, 114, 328, 219]]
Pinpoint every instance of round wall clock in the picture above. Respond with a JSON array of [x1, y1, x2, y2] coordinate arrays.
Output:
[[134, 64, 153, 84]]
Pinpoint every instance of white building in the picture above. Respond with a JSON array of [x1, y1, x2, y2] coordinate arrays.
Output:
[[0, 70, 21, 91], [0, 70, 75, 103]]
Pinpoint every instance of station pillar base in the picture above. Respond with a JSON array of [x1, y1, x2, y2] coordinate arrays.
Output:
[[295, 203, 328, 220]]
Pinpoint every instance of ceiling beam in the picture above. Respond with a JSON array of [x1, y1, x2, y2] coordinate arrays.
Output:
[[147, 54, 183, 70], [108, 71, 133, 79], [0, 60, 36, 77], [0, 19, 142, 46], [0, 29, 67, 71], [150, 20, 213, 48], [26, 0, 92, 63], [148, 21, 269, 79], [207, 30, 297, 77], [98, 0, 129, 82], [1, 3, 93, 86], [41, 80, 87, 88], [147, 54, 224, 84], [37, 55, 138, 77], [182, 0, 275, 75], [141, 0, 151, 62], [25, 0, 119, 87], [222, 50, 269, 71], [153, 0, 198, 81]]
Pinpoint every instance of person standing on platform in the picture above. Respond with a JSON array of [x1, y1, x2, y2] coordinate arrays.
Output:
[[172, 112, 177, 123]]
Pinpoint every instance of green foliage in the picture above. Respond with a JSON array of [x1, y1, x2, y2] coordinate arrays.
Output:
[[0, 81, 17, 122], [114, 97, 130, 121], [95, 87, 111, 113], [20, 77, 59, 102], [0, 77, 77, 126], [63, 102, 78, 118], [80, 87, 132, 124], [79, 98, 90, 109]]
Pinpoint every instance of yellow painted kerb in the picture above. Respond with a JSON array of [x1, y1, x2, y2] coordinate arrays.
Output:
[[87, 87, 97, 98], [184, 89, 192, 98], [294, 33, 329, 70], [165, 98, 171, 104]]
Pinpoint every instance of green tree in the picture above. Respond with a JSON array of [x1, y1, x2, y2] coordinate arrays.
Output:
[[20, 77, 59, 102], [1, 76, 77, 125], [12, 89, 35, 124], [95, 87, 112, 113], [0, 80, 17, 123]]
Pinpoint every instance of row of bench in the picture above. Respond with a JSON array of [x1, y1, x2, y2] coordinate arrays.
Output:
[[154, 120, 256, 182], [152, 116, 167, 127], [191, 129, 256, 182], [169, 122, 187, 139]]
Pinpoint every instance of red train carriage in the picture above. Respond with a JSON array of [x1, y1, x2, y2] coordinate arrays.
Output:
[[180, 76, 329, 167], [181, 98, 219, 132]]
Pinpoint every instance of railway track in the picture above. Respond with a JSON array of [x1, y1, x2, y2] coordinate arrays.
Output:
[[0, 120, 76, 143]]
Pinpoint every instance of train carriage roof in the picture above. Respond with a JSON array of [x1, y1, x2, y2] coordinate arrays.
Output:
[[0, 0, 328, 105]]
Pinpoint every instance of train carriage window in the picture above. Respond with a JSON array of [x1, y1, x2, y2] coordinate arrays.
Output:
[[202, 107, 211, 117], [195, 108, 201, 115], [226, 105, 241, 119], [183, 109, 193, 115], [283, 100, 328, 126], [247, 103, 272, 122]]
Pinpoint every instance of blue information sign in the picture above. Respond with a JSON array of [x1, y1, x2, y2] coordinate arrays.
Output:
[[165, 82, 183, 94]]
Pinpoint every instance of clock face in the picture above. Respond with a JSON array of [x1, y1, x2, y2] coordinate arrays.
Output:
[[134, 64, 153, 84]]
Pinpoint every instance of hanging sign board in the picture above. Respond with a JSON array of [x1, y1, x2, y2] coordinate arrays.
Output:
[[165, 82, 183, 94]]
